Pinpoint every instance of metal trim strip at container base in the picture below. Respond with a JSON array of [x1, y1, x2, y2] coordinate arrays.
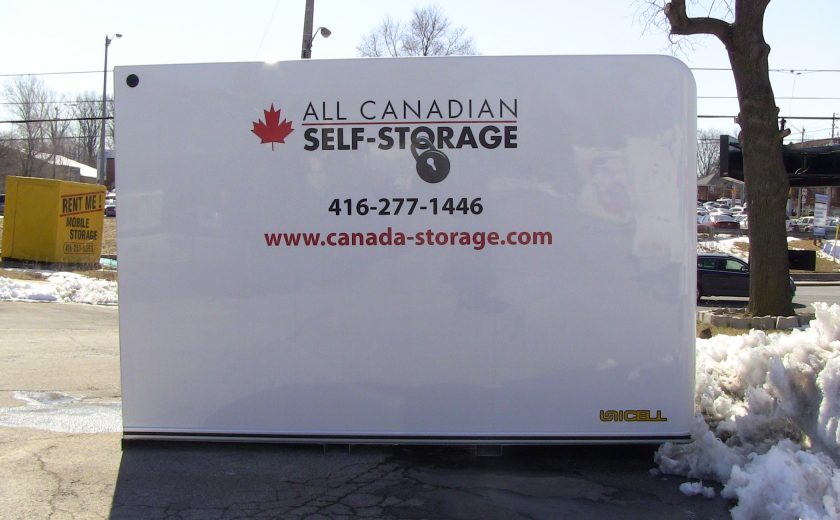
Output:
[[122, 431, 691, 445]]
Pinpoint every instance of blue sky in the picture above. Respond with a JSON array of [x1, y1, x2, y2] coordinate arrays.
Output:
[[1, 0, 838, 141]]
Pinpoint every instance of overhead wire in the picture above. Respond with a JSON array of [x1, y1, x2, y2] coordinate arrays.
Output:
[[254, 0, 282, 60], [0, 96, 836, 105], [1, 67, 839, 78]]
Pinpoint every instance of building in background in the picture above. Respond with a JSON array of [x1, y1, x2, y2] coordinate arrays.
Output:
[[0, 146, 97, 191], [103, 148, 116, 191]]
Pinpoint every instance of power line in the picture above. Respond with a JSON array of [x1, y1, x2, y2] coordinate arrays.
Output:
[[699, 96, 840, 100], [0, 96, 836, 106], [2, 66, 839, 79], [0, 115, 834, 126], [254, 0, 282, 59], [691, 67, 840, 73], [699, 115, 838, 120], [0, 116, 112, 124], [0, 135, 99, 142], [0, 70, 106, 77], [0, 100, 101, 106]]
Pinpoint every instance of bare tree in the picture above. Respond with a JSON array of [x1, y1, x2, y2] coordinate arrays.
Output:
[[3, 76, 52, 177], [35, 102, 70, 179], [106, 98, 115, 150], [641, 0, 793, 316], [0, 130, 12, 163], [357, 5, 477, 57], [68, 92, 104, 166], [357, 17, 403, 57], [45, 99, 70, 154], [697, 128, 723, 179]]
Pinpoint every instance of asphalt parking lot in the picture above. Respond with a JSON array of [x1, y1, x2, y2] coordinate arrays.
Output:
[[0, 301, 732, 519]]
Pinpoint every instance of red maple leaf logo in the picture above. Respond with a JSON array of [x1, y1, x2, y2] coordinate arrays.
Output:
[[252, 104, 294, 150]]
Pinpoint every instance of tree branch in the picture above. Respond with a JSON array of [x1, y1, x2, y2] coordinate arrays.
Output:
[[664, 0, 733, 47]]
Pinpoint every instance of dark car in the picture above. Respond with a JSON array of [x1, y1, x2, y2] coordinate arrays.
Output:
[[697, 214, 740, 234], [697, 253, 796, 302], [104, 202, 116, 217]]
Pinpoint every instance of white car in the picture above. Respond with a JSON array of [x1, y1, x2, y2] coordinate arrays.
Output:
[[709, 208, 733, 217], [794, 216, 814, 232]]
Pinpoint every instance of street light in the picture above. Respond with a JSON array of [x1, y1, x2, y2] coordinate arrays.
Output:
[[300, 0, 331, 59], [302, 26, 331, 59], [99, 33, 121, 185]]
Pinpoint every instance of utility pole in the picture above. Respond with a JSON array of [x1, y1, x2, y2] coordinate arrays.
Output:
[[301, 0, 314, 59], [99, 33, 121, 185], [833, 113, 838, 209]]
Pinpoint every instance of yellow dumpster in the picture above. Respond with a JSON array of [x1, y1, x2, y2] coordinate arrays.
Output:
[[1, 176, 106, 265]]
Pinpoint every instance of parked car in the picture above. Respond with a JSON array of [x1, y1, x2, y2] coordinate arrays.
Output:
[[0, 193, 5, 215], [104, 201, 116, 217], [697, 214, 740, 233], [697, 253, 796, 302], [814, 217, 840, 236], [829, 216, 840, 230], [793, 216, 814, 232]]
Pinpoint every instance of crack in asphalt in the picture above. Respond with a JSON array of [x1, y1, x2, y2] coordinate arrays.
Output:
[[108, 452, 460, 519], [100, 446, 732, 519], [33, 445, 61, 519]]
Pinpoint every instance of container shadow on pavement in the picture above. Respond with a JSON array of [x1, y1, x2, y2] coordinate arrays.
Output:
[[109, 442, 732, 519]]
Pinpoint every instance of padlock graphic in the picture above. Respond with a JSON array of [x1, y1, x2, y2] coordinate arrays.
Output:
[[410, 136, 451, 184]]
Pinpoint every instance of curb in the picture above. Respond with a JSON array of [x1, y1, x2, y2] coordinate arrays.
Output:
[[795, 281, 840, 287], [698, 310, 813, 330], [790, 273, 840, 282]]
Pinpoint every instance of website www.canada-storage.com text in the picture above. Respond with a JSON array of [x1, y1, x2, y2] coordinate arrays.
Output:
[[264, 228, 552, 251]]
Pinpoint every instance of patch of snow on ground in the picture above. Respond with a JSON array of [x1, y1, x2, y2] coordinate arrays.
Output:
[[698, 236, 801, 263], [679, 481, 716, 498], [657, 302, 840, 519], [0, 391, 121, 434], [698, 236, 751, 260], [0, 272, 117, 305]]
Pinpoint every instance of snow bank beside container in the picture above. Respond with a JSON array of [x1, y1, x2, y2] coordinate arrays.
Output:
[[657, 302, 840, 519]]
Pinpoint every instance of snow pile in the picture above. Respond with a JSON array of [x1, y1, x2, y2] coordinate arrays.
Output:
[[0, 272, 117, 305], [657, 303, 840, 519]]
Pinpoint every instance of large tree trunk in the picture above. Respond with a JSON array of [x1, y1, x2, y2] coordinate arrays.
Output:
[[663, 1, 794, 316], [725, 3, 794, 316]]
